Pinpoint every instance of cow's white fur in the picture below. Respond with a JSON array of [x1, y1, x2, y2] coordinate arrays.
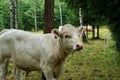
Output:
[[0, 24, 83, 80]]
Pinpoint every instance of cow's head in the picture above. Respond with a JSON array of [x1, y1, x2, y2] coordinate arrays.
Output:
[[52, 24, 83, 53]]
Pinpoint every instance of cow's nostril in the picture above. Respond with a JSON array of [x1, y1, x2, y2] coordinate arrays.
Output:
[[76, 44, 83, 50], [76, 44, 80, 47]]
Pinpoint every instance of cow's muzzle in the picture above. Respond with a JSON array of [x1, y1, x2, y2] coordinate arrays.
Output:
[[76, 44, 83, 50], [73, 43, 83, 51]]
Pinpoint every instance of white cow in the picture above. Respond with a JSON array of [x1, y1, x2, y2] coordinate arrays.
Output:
[[0, 24, 83, 80]]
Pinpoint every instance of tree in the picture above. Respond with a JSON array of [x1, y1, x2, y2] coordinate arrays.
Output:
[[9, 0, 18, 29], [9, 0, 14, 28], [96, 25, 99, 39], [79, 8, 88, 42], [14, 0, 18, 29], [92, 25, 95, 39], [34, 0, 37, 31], [44, 0, 54, 33], [42, 0, 54, 80]]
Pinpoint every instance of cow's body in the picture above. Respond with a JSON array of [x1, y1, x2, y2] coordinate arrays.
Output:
[[0, 24, 83, 80], [83, 26, 92, 32]]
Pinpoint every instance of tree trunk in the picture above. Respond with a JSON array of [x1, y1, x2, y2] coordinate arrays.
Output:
[[82, 31, 88, 42], [44, 0, 54, 33], [96, 25, 99, 39], [9, 0, 18, 29], [42, 0, 54, 80], [34, 0, 37, 31], [9, 0, 14, 29], [86, 25, 88, 39], [92, 25, 95, 39], [14, 0, 18, 29], [59, 2, 62, 26]]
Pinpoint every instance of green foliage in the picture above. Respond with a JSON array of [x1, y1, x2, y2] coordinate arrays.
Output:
[[0, 0, 10, 30], [0, 2, 3, 30], [54, 1, 79, 28], [18, 0, 45, 30], [0, 0, 79, 31]]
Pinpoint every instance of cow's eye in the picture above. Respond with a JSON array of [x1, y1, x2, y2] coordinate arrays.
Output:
[[65, 35, 71, 38]]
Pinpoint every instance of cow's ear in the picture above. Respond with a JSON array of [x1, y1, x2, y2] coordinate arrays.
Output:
[[52, 29, 61, 38], [77, 26, 84, 36]]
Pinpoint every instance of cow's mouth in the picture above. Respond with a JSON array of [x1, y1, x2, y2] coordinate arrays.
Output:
[[73, 44, 83, 51], [76, 45, 83, 50], [74, 47, 83, 51]]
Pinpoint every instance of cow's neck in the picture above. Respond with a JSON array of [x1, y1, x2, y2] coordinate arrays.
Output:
[[58, 38, 69, 60]]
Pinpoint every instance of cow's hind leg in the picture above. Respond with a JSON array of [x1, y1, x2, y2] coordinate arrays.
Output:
[[25, 72, 29, 80], [0, 59, 9, 80], [15, 67, 23, 80]]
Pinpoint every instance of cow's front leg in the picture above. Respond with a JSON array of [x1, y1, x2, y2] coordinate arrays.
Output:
[[42, 72, 46, 80], [54, 65, 63, 78], [0, 59, 8, 80], [42, 66, 56, 80]]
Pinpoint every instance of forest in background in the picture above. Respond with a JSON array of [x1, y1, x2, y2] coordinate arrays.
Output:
[[0, 0, 79, 31], [1, 0, 120, 52]]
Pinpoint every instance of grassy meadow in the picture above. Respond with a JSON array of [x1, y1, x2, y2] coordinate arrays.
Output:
[[7, 27, 120, 80]]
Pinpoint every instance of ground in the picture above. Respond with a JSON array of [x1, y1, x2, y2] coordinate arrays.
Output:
[[7, 27, 120, 80]]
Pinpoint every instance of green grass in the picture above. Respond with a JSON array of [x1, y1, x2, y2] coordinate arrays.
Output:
[[7, 28, 120, 80], [58, 40, 120, 80]]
